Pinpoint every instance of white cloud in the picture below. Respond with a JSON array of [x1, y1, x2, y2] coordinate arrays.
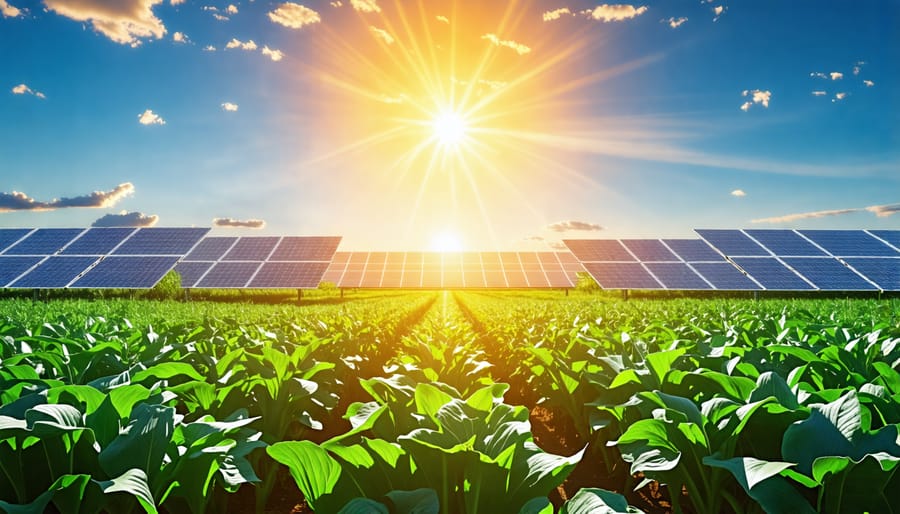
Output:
[[863, 80, 874, 87], [11, 83, 45, 98], [202, 5, 217, 10], [740, 89, 771, 111], [370, 26, 394, 44], [44, 0, 166, 47], [811, 90, 826, 96], [93, 211, 159, 227], [138, 109, 165, 125], [866, 204, 900, 217], [731, 189, 746, 197], [172, 31, 187, 43], [261, 46, 284, 61], [212, 13, 228, 21], [713, 5, 725, 20], [226, 4, 237, 14], [663, 16, 687, 28], [830, 71, 843, 80], [0, 183, 135, 212], [810, 72, 827, 79], [330, 1, 342, 6], [1, 0, 22, 17], [833, 92, 847, 102], [752, 203, 899, 223], [435, 15, 448, 23], [350, 0, 380, 13], [226, 38, 257, 50], [542, 8, 570, 21], [221, 102, 238, 111], [170, 0, 184, 5], [584, 4, 648, 22], [203, 44, 216, 51], [213, 217, 266, 228], [482, 33, 531, 55], [268, 2, 320, 28], [548, 220, 603, 232]]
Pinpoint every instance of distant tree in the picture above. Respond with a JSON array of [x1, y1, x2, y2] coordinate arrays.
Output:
[[575, 272, 600, 293], [144, 270, 182, 300]]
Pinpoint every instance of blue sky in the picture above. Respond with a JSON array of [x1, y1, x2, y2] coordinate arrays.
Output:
[[2, 0, 898, 250]]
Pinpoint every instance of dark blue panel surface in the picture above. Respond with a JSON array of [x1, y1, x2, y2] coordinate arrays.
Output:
[[113, 228, 209, 255], [269, 236, 342, 261], [0, 229, 33, 253], [844, 258, 900, 291], [690, 262, 761, 290], [71, 256, 180, 288], [195, 262, 261, 288], [695, 230, 769, 257], [222, 237, 280, 261], [4, 229, 84, 255], [582, 262, 662, 289], [645, 263, 712, 289], [662, 239, 724, 262], [867, 231, 900, 250], [11, 256, 98, 288], [732, 258, 814, 290], [799, 230, 899, 257], [173, 261, 214, 287], [744, 230, 827, 257], [0, 256, 43, 287], [61, 228, 136, 255], [249, 262, 330, 288], [184, 237, 238, 261], [621, 240, 679, 262], [563, 240, 635, 262], [781, 258, 876, 291]]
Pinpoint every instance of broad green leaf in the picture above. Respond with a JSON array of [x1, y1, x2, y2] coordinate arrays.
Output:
[[644, 348, 686, 385], [267, 441, 341, 511], [132, 362, 204, 383], [559, 487, 645, 514], [749, 372, 800, 409], [96, 468, 158, 514], [337, 498, 389, 514], [384, 488, 439, 514], [100, 404, 175, 479], [518, 497, 553, 514], [415, 383, 454, 421]]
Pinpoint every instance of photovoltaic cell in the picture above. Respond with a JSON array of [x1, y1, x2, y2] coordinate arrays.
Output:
[[732, 258, 814, 290], [744, 230, 827, 257], [222, 237, 280, 261], [195, 262, 261, 288], [10, 256, 99, 288], [0, 229, 34, 253], [621, 240, 679, 262], [4, 229, 84, 255], [780, 258, 876, 291], [844, 258, 900, 291], [644, 263, 712, 289], [249, 262, 331, 288], [690, 262, 761, 290], [563, 240, 634, 262], [869, 230, 900, 249], [71, 256, 180, 289], [173, 261, 214, 288], [269, 236, 342, 261], [581, 262, 662, 289], [184, 237, 238, 261], [61, 228, 136, 255], [662, 240, 723, 262], [798, 230, 899, 257], [114, 228, 209, 255], [695, 229, 769, 257], [0, 256, 43, 287]]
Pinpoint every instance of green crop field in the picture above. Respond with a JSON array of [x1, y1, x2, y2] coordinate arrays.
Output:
[[0, 292, 898, 514]]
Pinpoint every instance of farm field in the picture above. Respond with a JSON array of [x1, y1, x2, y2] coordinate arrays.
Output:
[[0, 292, 898, 514]]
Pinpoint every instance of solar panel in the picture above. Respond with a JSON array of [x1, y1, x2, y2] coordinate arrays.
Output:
[[195, 262, 262, 288], [184, 237, 238, 261], [621, 240, 679, 262], [563, 240, 634, 261], [581, 262, 663, 289], [10, 256, 99, 288], [780, 258, 877, 291], [868, 230, 900, 249], [844, 258, 900, 291], [695, 230, 769, 257], [221, 237, 280, 261], [0, 229, 34, 253], [60, 228, 136, 255], [4, 228, 84, 255], [644, 262, 712, 290], [798, 230, 899, 257], [662, 239, 723, 262], [690, 262, 761, 290], [113, 228, 209, 255], [173, 261, 214, 288], [731, 258, 814, 290], [269, 237, 342, 261], [743, 230, 827, 257], [249, 262, 331, 288], [71, 256, 181, 289], [0, 256, 43, 287]]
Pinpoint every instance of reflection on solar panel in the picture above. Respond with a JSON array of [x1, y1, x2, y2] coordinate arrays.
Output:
[[563, 240, 634, 261], [743, 230, 827, 256], [250, 262, 333, 288], [324, 252, 577, 288], [71, 256, 181, 289], [61, 228, 136, 255], [0, 256, 43, 287], [645, 263, 712, 289], [114, 228, 210, 255], [780, 258, 876, 291], [269, 237, 342, 261], [690, 262, 761, 290], [621, 240, 678, 262], [184, 237, 238, 261], [0, 229, 34, 253], [10, 256, 99, 288], [844, 258, 900, 291], [695, 229, 769, 256], [222, 237, 280, 261], [798, 230, 899, 257], [4, 229, 84, 255], [869, 230, 900, 249], [732, 258, 814, 290], [173, 261, 214, 288], [582, 262, 663, 289], [662, 239, 723, 262], [196, 262, 261, 288]]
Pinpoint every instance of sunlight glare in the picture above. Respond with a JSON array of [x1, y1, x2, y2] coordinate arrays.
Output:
[[432, 110, 468, 147], [430, 231, 463, 252]]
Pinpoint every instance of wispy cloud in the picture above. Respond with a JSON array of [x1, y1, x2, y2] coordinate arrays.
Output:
[[138, 109, 165, 125], [0, 183, 135, 212], [11, 83, 45, 99], [370, 26, 394, 45], [330, 1, 341, 6], [583, 4, 648, 22], [1, 0, 22, 17], [833, 92, 847, 102], [866, 204, 900, 217], [752, 203, 900, 223], [268, 2, 320, 29], [863, 80, 874, 87], [548, 220, 604, 232], [221, 102, 238, 112], [712, 5, 726, 21], [542, 7, 570, 21], [44, 0, 166, 47], [93, 211, 158, 227], [435, 15, 448, 23], [226, 38, 257, 51], [731, 189, 746, 197], [203, 45, 216, 52], [811, 90, 827, 96], [213, 217, 266, 228], [662, 16, 687, 28], [212, 13, 228, 21], [810, 72, 828, 79], [350, 0, 380, 13], [830, 71, 843, 80], [740, 89, 771, 111], [482, 33, 531, 55], [262, 46, 284, 61]]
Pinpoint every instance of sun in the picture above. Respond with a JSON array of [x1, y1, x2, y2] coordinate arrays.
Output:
[[430, 231, 463, 252], [432, 110, 468, 148]]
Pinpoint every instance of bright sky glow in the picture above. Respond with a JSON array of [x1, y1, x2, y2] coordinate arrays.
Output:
[[1, 1, 897, 250]]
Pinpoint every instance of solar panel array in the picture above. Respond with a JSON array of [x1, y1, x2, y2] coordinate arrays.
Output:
[[321, 252, 584, 289], [567, 229, 899, 291], [174, 236, 340, 289]]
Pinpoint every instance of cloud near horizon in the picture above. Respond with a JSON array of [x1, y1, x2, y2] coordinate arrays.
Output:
[[268, 2, 320, 29], [44, 0, 166, 47], [92, 210, 158, 227], [584, 4, 648, 22], [0, 183, 135, 212], [547, 220, 604, 232], [213, 217, 266, 228], [751, 203, 900, 223]]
